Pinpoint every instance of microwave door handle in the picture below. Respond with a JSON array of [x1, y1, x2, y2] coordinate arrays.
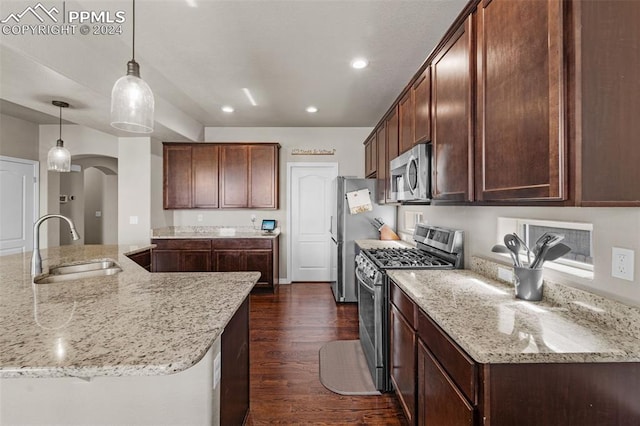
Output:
[[406, 155, 417, 195]]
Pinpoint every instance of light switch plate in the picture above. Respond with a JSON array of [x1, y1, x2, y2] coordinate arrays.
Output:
[[612, 247, 634, 281], [129, 216, 138, 225]]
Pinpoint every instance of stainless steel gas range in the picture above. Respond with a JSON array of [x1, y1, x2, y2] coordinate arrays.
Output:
[[355, 224, 464, 392]]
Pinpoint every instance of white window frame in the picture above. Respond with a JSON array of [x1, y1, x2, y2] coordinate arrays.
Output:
[[497, 217, 594, 279]]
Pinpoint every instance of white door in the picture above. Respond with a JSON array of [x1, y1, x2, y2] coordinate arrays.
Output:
[[288, 162, 338, 282], [0, 156, 39, 256]]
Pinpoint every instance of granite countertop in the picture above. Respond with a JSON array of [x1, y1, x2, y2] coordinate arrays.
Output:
[[388, 260, 640, 365], [0, 245, 259, 379], [152, 226, 280, 239], [355, 239, 413, 250]]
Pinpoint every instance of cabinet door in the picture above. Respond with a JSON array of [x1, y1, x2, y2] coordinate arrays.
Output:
[[579, 0, 640, 205], [152, 250, 181, 272], [163, 145, 193, 209], [376, 123, 387, 204], [192, 144, 219, 208], [413, 67, 431, 145], [245, 249, 272, 285], [215, 250, 246, 272], [364, 135, 376, 177], [418, 341, 474, 426], [219, 145, 249, 208], [390, 304, 417, 424], [249, 145, 278, 208], [181, 251, 211, 272], [399, 90, 414, 154], [475, 0, 564, 201], [432, 16, 474, 202], [385, 108, 399, 203]]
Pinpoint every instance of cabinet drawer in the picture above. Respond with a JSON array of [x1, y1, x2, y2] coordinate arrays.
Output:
[[391, 281, 416, 328], [417, 310, 476, 403], [213, 239, 272, 250], [151, 239, 211, 250]]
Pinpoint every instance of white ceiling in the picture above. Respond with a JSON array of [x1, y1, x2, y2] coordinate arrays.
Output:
[[0, 0, 467, 141]]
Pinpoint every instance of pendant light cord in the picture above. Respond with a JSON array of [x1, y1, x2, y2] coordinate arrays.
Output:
[[59, 105, 62, 140], [132, 0, 135, 61]]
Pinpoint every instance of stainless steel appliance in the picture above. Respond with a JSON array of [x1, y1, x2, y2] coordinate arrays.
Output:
[[356, 224, 464, 392], [329, 177, 396, 303], [389, 143, 431, 203]]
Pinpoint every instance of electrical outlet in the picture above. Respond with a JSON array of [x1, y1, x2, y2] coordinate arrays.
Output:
[[612, 247, 634, 281], [197, 214, 203, 222]]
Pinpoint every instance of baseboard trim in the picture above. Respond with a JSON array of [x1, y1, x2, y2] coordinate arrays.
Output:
[[277, 278, 291, 285]]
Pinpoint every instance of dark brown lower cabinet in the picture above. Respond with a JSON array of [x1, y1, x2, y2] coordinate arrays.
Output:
[[390, 283, 417, 424], [418, 341, 474, 426], [213, 238, 278, 291], [221, 296, 250, 425], [125, 249, 151, 271], [150, 237, 279, 291], [151, 239, 211, 272], [390, 280, 640, 425]]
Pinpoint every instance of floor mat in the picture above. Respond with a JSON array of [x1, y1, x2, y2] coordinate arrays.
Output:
[[318, 340, 381, 396]]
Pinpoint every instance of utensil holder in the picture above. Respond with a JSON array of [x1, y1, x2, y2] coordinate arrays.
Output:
[[513, 267, 544, 301]]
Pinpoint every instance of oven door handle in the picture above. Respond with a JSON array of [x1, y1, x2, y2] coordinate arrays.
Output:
[[355, 267, 375, 293]]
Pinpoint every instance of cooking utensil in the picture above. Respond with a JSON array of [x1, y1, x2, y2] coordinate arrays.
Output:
[[531, 234, 566, 268], [504, 234, 522, 267], [539, 243, 571, 264], [492, 244, 519, 267], [512, 233, 531, 265]]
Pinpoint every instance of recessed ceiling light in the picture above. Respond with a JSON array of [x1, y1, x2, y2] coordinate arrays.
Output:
[[221, 106, 234, 113], [306, 106, 318, 113], [351, 58, 369, 69]]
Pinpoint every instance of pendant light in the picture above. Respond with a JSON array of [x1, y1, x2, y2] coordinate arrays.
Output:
[[47, 100, 71, 172], [110, 0, 154, 133]]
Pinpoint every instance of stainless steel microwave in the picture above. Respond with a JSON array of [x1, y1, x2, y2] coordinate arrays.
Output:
[[389, 143, 431, 203]]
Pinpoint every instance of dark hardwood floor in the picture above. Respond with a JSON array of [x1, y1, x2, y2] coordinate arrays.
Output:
[[246, 283, 406, 425]]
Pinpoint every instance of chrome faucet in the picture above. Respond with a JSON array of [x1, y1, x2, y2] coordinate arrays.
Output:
[[31, 214, 80, 276]]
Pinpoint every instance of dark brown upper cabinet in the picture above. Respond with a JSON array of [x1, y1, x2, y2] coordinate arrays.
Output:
[[431, 14, 474, 203], [192, 144, 219, 208], [163, 142, 280, 210], [163, 144, 193, 209], [413, 67, 432, 146], [475, 0, 565, 202], [375, 123, 387, 204], [385, 107, 400, 204], [219, 145, 249, 208], [364, 134, 377, 178], [220, 144, 280, 209], [398, 90, 414, 155], [576, 0, 640, 206]]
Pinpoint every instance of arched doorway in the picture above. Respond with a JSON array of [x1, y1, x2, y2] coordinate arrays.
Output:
[[59, 155, 118, 245]]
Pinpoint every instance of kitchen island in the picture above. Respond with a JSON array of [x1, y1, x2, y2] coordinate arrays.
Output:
[[0, 244, 259, 425]]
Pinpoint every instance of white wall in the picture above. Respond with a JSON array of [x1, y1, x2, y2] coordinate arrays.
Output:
[[38, 125, 119, 248], [398, 205, 640, 307], [118, 137, 151, 246], [165, 127, 372, 281], [0, 114, 39, 161]]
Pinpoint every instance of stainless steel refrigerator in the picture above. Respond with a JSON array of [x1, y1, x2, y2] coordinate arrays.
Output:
[[329, 177, 396, 302]]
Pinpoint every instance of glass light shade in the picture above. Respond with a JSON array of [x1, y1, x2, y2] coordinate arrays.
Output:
[[110, 74, 154, 133], [47, 141, 71, 172]]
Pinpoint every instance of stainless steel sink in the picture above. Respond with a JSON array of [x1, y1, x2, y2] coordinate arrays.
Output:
[[34, 260, 122, 284], [50, 260, 118, 275]]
